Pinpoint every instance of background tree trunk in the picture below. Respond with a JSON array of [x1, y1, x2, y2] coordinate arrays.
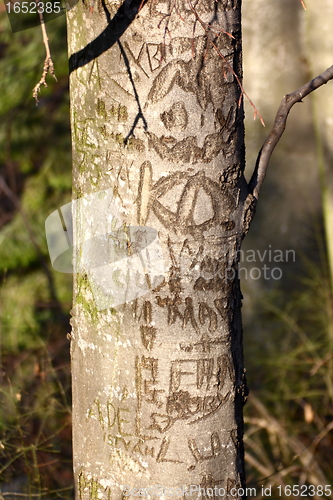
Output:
[[67, 0, 249, 498]]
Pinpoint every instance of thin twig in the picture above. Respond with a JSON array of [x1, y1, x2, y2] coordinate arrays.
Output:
[[208, 35, 265, 125], [249, 64, 333, 200], [32, 5, 57, 104], [187, 0, 265, 125], [156, 0, 180, 56], [187, 0, 235, 40], [1, 486, 74, 497]]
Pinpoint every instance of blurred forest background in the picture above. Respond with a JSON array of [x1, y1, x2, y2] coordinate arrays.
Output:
[[0, 0, 333, 498]]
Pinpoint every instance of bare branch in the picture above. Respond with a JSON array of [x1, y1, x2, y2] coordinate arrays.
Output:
[[32, 5, 57, 104], [187, 0, 264, 125], [249, 65, 333, 200]]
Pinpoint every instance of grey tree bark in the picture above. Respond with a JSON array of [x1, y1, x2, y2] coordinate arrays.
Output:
[[67, 0, 250, 498]]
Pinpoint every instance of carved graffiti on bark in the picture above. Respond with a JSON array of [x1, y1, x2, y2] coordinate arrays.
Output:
[[137, 165, 236, 236]]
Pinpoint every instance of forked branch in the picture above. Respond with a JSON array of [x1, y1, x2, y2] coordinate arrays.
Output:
[[33, 6, 57, 103], [249, 65, 333, 200]]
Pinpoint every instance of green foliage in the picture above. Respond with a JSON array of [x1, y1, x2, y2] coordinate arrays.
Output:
[[244, 254, 333, 494], [0, 9, 73, 498], [1, 4, 333, 500]]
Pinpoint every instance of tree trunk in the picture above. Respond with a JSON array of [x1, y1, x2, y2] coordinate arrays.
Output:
[[67, 0, 249, 498]]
